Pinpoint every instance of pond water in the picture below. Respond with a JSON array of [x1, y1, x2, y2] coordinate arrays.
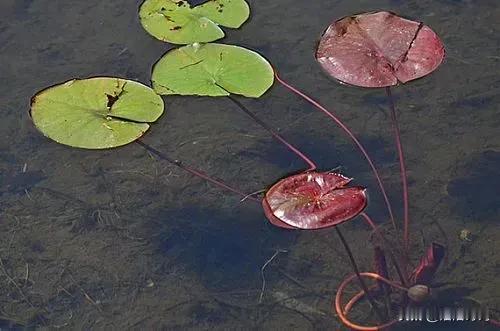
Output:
[[0, 0, 499, 330]]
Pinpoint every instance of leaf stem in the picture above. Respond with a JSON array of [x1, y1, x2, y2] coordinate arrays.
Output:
[[385, 87, 410, 252], [275, 71, 396, 231], [334, 227, 385, 322], [135, 140, 259, 202], [227, 96, 317, 172], [360, 212, 408, 287]]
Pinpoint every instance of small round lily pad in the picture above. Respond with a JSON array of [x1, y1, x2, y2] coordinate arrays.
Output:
[[152, 43, 274, 97], [139, 0, 250, 44], [263, 172, 367, 230], [30, 77, 164, 149]]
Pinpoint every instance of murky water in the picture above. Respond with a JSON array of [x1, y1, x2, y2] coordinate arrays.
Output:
[[0, 0, 499, 329]]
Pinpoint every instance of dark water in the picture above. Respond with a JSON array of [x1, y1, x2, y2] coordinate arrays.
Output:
[[0, 0, 499, 329]]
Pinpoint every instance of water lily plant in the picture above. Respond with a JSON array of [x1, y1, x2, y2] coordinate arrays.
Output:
[[315, 11, 446, 251], [28, 1, 499, 329]]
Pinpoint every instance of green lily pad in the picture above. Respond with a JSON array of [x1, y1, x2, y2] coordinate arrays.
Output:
[[139, 0, 250, 44], [152, 43, 274, 97], [30, 77, 164, 149]]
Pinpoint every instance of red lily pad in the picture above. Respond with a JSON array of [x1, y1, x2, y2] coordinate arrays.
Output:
[[262, 172, 367, 229], [316, 11, 445, 88]]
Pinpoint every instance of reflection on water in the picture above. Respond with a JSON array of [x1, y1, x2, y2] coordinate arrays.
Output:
[[0, 0, 499, 329]]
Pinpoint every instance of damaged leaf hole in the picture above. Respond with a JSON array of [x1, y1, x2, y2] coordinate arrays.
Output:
[[106, 94, 119, 109]]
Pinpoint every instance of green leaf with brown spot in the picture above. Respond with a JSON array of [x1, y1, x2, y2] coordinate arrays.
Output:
[[30, 77, 164, 149], [139, 0, 250, 44]]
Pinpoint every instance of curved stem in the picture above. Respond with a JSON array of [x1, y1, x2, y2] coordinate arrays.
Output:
[[136, 140, 259, 202], [344, 284, 378, 314], [227, 96, 317, 172], [335, 227, 385, 322], [335, 272, 404, 331], [275, 71, 396, 231], [360, 212, 408, 287], [385, 87, 410, 251]]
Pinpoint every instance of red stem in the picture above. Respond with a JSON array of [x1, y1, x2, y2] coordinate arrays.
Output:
[[385, 87, 410, 252], [275, 71, 396, 231], [136, 140, 259, 202], [335, 227, 386, 321], [227, 96, 317, 171], [335, 272, 402, 330], [360, 212, 408, 287]]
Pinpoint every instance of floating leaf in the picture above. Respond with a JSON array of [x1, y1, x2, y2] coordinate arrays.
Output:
[[152, 43, 274, 97], [139, 0, 250, 44], [30, 77, 164, 149], [263, 172, 367, 230], [316, 11, 445, 87]]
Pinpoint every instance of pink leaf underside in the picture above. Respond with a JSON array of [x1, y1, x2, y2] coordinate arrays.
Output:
[[410, 242, 445, 285], [316, 11, 445, 88], [263, 172, 367, 230]]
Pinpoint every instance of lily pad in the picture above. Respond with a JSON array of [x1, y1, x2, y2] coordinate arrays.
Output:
[[263, 172, 367, 230], [139, 0, 250, 44], [30, 77, 164, 149], [316, 11, 445, 88], [152, 43, 274, 97]]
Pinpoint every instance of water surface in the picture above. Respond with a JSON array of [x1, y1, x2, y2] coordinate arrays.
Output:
[[0, 0, 499, 329]]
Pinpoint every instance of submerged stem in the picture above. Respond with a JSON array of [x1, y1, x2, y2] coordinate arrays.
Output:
[[135, 140, 259, 202], [385, 87, 410, 252], [227, 96, 317, 172], [360, 212, 408, 287], [335, 272, 403, 331], [334, 227, 385, 322], [275, 71, 396, 231]]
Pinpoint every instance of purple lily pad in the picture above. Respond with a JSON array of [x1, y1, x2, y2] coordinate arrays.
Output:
[[316, 11, 445, 88]]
